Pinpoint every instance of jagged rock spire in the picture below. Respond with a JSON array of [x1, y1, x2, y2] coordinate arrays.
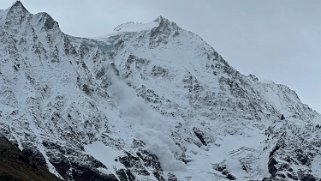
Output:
[[7, 0, 28, 14], [5, 0, 30, 25]]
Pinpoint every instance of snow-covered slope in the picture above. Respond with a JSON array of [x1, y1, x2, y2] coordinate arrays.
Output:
[[1, 2, 320, 181]]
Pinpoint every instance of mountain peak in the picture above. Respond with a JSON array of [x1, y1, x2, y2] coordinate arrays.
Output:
[[3, 2, 60, 32], [149, 16, 181, 47], [153, 15, 180, 31], [7, 0, 28, 14], [154, 16, 168, 23], [5, 0, 30, 25]]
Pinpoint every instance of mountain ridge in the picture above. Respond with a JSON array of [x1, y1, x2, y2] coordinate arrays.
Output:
[[0, 136, 63, 181], [0, 2, 320, 181]]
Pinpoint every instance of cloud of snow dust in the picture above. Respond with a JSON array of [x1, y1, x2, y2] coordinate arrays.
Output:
[[107, 67, 185, 171]]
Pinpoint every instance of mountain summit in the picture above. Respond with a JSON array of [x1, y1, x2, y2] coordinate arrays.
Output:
[[8, 0, 28, 12], [0, 2, 321, 181]]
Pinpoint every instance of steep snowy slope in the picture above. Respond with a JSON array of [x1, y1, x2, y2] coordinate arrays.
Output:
[[0, 2, 320, 181]]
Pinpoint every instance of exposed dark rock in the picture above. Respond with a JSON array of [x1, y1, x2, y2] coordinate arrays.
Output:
[[22, 148, 47, 167], [149, 16, 180, 48], [193, 127, 207, 146], [276, 173, 286, 178], [262, 178, 273, 181], [267, 144, 282, 177], [269, 144, 281, 158], [0, 137, 62, 181], [117, 149, 166, 179], [153, 170, 166, 181], [280, 114, 285, 120], [193, 130, 207, 146], [64, 36, 77, 55], [71, 164, 118, 181], [151, 65, 168, 77], [212, 162, 236, 180], [297, 171, 317, 181], [43, 13, 58, 30], [226, 173, 236, 180], [213, 163, 226, 172], [137, 150, 162, 171], [116, 169, 135, 181], [268, 157, 278, 177], [51, 159, 70, 179], [119, 152, 140, 168], [96, 68, 106, 79], [49, 153, 116, 181], [287, 172, 298, 180], [118, 151, 150, 176], [295, 149, 311, 166], [82, 84, 92, 95], [278, 163, 290, 171], [167, 173, 178, 181]]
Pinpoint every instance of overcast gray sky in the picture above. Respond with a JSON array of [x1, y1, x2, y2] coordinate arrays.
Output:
[[1, 0, 320, 113]]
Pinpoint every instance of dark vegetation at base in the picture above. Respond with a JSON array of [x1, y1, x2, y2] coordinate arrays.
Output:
[[0, 136, 62, 181]]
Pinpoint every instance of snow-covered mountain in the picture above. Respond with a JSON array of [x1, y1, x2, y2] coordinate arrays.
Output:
[[1, 2, 321, 181]]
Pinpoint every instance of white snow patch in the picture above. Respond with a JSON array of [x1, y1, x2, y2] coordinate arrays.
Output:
[[95, 21, 158, 40], [84, 141, 124, 175], [113, 22, 158, 33], [0, 9, 7, 25], [174, 128, 269, 180], [97, 167, 110, 175], [311, 155, 321, 176]]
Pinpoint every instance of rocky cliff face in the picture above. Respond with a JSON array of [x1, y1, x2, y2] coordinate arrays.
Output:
[[0, 2, 320, 181]]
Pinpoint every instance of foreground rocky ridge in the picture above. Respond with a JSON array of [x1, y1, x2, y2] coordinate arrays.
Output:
[[0, 2, 320, 181], [0, 136, 62, 181]]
